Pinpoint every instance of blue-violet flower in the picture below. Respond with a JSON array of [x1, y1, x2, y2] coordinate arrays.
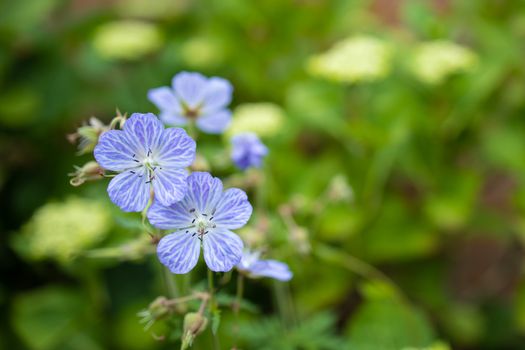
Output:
[[237, 250, 292, 281], [230, 132, 268, 170], [94, 113, 196, 212], [148, 71, 233, 134], [149, 172, 252, 273]]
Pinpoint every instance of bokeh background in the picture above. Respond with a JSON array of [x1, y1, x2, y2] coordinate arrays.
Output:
[[2, 0, 525, 349]]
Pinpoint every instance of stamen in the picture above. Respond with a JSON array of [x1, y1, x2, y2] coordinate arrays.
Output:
[[189, 208, 196, 213], [202, 214, 208, 217], [192, 219, 195, 223]]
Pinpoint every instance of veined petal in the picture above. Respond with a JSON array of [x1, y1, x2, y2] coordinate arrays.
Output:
[[185, 172, 223, 213], [213, 188, 252, 229], [123, 113, 164, 156], [107, 169, 150, 212], [196, 109, 231, 134], [160, 110, 188, 127], [156, 128, 196, 168], [153, 168, 188, 206], [94, 130, 138, 171], [148, 87, 182, 113], [202, 77, 233, 113], [203, 228, 243, 272], [249, 260, 293, 281], [157, 232, 201, 274], [172, 72, 207, 108], [148, 200, 193, 230]]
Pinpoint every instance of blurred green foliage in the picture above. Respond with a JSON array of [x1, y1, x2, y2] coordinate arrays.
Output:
[[2, 0, 525, 349]]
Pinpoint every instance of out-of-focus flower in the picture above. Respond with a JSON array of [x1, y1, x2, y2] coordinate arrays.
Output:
[[230, 132, 268, 170], [67, 117, 108, 155], [12, 197, 110, 263], [94, 113, 196, 212], [148, 72, 233, 134], [226, 103, 285, 138], [237, 250, 292, 281], [69, 161, 104, 186], [93, 20, 163, 60], [326, 174, 354, 203], [307, 35, 392, 83], [148, 172, 252, 274], [181, 37, 225, 69], [410, 40, 478, 85]]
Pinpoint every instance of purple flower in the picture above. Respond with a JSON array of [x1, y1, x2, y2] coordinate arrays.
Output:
[[148, 172, 252, 274], [148, 72, 233, 134], [94, 113, 196, 212], [237, 250, 292, 281], [230, 132, 268, 170]]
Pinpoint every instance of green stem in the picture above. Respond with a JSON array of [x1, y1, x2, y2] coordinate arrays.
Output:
[[233, 273, 244, 347], [207, 269, 220, 350], [162, 264, 179, 299], [273, 281, 296, 329]]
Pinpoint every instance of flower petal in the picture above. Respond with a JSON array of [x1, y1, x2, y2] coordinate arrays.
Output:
[[147, 87, 182, 113], [148, 200, 193, 230], [107, 169, 150, 212], [172, 72, 207, 108], [153, 168, 188, 206], [202, 77, 233, 113], [157, 232, 201, 274], [159, 110, 188, 127], [203, 228, 243, 272], [196, 109, 232, 134], [185, 172, 223, 214], [213, 188, 252, 229], [248, 260, 293, 281], [123, 113, 164, 156], [156, 128, 196, 168], [94, 130, 138, 171]]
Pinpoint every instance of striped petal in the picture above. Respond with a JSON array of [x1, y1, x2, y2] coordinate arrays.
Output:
[[248, 260, 293, 281], [202, 77, 233, 113], [94, 130, 138, 171], [157, 232, 201, 274], [185, 172, 223, 214], [153, 168, 188, 206], [107, 169, 150, 212], [203, 228, 243, 272], [123, 113, 164, 156], [147, 200, 193, 230], [213, 188, 252, 229], [156, 128, 196, 168], [148, 87, 181, 112]]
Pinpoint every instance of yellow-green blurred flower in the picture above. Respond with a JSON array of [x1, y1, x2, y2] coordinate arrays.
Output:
[[226, 102, 285, 138], [13, 197, 111, 263], [307, 35, 392, 83], [93, 21, 163, 60], [181, 37, 225, 69], [410, 40, 478, 84]]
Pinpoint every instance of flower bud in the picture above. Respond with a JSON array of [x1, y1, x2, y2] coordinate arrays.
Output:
[[69, 161, 104, 186], [181, 312, 208, 349], [68, 117, 108, 154], [327, 175, 354, 203]]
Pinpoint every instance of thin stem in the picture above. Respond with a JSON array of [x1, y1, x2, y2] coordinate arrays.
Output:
[[162, 264, 179, 299], [233, 273, 244, 348], [273, 281, 296, 329], [207, 269, 220, 350]]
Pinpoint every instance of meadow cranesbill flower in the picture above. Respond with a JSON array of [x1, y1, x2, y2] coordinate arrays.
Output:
[[237, 250, 292, 281], [148, 72, 233, 134], [94, 113, 196, 212], [230, 132, 268, 170], [148, 172, 252, 273]]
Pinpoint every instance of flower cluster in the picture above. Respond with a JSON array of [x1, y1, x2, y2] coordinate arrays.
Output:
[[89, 72, 290, 278]]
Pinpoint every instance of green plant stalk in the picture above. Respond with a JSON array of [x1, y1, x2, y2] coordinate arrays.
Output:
[[207, 269, 220, 350]]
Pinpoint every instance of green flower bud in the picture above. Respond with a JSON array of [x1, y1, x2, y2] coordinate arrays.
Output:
[[181, 312, 208, 349], [68, 117, 108, 155], [69, 161, 104, 186]]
